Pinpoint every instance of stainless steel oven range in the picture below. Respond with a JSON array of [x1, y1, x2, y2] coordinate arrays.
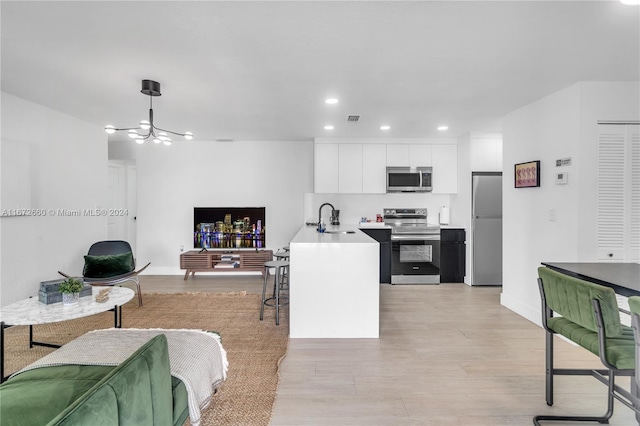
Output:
[[383, 208, 440, 284]]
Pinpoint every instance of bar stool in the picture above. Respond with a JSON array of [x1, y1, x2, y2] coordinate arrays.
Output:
[[260, 260, 289, 325], [274, 251, 290, 291]]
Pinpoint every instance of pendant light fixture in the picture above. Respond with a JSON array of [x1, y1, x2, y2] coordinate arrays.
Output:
[[105, 79, 193, 145]]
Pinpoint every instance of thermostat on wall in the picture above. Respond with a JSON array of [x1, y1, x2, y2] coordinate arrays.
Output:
[[556, 172, 568, 185]]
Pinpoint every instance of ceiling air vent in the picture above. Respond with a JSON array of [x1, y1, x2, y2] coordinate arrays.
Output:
[[347, 115, 360, 122]]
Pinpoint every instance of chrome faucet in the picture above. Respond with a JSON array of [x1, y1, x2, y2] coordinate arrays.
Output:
[[318, 203, 336, 231]]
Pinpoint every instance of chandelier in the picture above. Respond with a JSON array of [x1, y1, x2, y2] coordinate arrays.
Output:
[[105, 80, 193, 145]]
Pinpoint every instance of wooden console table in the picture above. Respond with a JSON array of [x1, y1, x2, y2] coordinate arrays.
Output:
[[180, 249, 273, 280]]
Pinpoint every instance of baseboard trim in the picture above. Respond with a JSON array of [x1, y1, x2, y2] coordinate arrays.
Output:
[[500, 292, 541, 327]]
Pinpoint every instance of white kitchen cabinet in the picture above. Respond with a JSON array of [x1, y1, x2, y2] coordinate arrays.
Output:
[[386, 144, 432, 167], [314, 143, 339, 193], [316, 140, 458, 194], [596, 124, 639, 262], [470, 138, 503, 171], [362, 144, 387, 193], [338, 144, 363, 193], [386, 144, 410, 166], [409, 144, 432, 167], [432, 145, 458, 193]]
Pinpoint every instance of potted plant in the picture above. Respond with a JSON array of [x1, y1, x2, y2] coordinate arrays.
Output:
[[59, 278, 83, 306]]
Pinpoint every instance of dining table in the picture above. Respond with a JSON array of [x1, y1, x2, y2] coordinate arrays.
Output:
[[542, 262, 640, 297]]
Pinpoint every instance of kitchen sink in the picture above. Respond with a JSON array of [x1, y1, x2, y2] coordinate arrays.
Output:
[[324, 230, 356, 234]]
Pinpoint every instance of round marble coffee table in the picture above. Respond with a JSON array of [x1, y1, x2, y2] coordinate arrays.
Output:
[[0, 286, 135, 381]]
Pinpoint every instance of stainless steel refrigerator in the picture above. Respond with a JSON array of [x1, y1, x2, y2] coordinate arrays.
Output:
[[472, 172, 503, 285]]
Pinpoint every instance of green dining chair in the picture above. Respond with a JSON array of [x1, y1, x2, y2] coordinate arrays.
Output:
[[534, 266, 636, 425]]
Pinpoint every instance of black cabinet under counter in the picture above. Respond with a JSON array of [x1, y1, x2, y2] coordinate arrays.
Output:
[[360, 228, 391, 284], [440, 228, 466, 283]]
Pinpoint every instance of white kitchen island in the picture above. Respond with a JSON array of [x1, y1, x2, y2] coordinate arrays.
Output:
[[289, 225, 379, 338]]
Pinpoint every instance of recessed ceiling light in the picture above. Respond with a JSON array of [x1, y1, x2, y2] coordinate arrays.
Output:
[[380, 125, 391, 130], [620, 0, 640, 5], [437, 126, 449, 131], [324, 125, 334, 130], [325, 98, 339, 104]]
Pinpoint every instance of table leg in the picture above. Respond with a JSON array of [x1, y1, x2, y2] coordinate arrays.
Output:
[[27, 324, 60, 349], [1, 321, 5, 383], [113, 305, 123, 328]]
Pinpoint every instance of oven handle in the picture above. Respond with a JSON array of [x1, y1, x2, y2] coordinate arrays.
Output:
[[391, 235, 440, 241]]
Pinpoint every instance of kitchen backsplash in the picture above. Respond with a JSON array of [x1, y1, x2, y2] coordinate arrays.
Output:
[[304, 193, 453, 226]]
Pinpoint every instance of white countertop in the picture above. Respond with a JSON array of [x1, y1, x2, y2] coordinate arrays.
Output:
[[358, 222, 392, 229], [291, 225, 377, 244]]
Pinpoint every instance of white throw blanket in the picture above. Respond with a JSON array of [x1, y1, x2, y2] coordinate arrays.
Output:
[[13, 328, 229, 426]]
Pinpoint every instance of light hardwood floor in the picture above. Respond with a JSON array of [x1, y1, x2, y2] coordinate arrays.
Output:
[[139, 275, 638, 425]]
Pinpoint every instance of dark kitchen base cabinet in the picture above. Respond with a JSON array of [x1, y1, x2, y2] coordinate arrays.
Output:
[[440, 228, 466, 283], [360, 228, 392, 284]]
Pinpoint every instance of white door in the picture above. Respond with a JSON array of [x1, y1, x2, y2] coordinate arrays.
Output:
[[108, 163, 126, 240], [126, 165, 137, 257], [597, 124, 639, 262], [107, 161, 137, 259]]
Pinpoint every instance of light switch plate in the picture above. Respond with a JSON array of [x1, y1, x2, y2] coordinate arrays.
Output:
[[555, 172, 568, 184]]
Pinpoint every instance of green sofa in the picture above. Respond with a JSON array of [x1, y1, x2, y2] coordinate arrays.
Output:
[[0, 334, 189, 426]]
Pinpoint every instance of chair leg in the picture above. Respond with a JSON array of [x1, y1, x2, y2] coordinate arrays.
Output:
[[533, 369, 616, 425], [546, 329, 554, 406], [133, 277, 143, 307]]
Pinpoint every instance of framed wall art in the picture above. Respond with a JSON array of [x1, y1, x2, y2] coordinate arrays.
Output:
[[514, 160, 540, 188]]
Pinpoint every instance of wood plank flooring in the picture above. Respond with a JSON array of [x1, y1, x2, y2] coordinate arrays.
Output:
[[139, 276, 638, 425]]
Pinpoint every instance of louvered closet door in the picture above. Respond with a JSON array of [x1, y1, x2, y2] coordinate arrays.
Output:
[[630, 126, 640, 261], [597, 124, 640, 262]]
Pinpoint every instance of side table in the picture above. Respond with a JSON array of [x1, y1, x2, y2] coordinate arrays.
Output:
[[0, 286, 135, 382]]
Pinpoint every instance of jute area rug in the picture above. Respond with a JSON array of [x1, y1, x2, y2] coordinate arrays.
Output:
[[3, 292, 289, 426]]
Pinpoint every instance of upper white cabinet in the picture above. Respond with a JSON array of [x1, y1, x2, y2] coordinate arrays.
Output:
[[386, 144, 410, 166], [386, 144, 432, 167], [409, 145, 432, 167], [432, 145, 458, 194], [314, 143, 339, 193], [362, 144, 387, 193], [315, 140, 458, 194], [338, 144, 363, 193], [315, 143, 385, 194], [470, 138, 502, 171]]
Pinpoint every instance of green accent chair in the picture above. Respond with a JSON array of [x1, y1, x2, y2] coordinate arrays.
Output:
[[534, 266, 636, 425], [59, 240, 150, 306]]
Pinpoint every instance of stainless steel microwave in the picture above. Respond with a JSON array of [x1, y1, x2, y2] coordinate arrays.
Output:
[[386, 166, 433, 192]]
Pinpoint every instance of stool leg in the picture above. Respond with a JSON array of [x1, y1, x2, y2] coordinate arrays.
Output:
[[275, 266, 280, 326], [260, 266, 268, 321], [281, 264, 289, 291]]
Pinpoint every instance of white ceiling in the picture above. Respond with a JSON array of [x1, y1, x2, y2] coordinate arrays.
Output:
[[1, 1, 638, 143]]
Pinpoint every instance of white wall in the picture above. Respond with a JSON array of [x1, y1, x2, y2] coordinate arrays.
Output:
[[303, 193, 452, 227], [109, 139, 314, 274], [500, 82, 640, 324], [0, 93, 108, 306]]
